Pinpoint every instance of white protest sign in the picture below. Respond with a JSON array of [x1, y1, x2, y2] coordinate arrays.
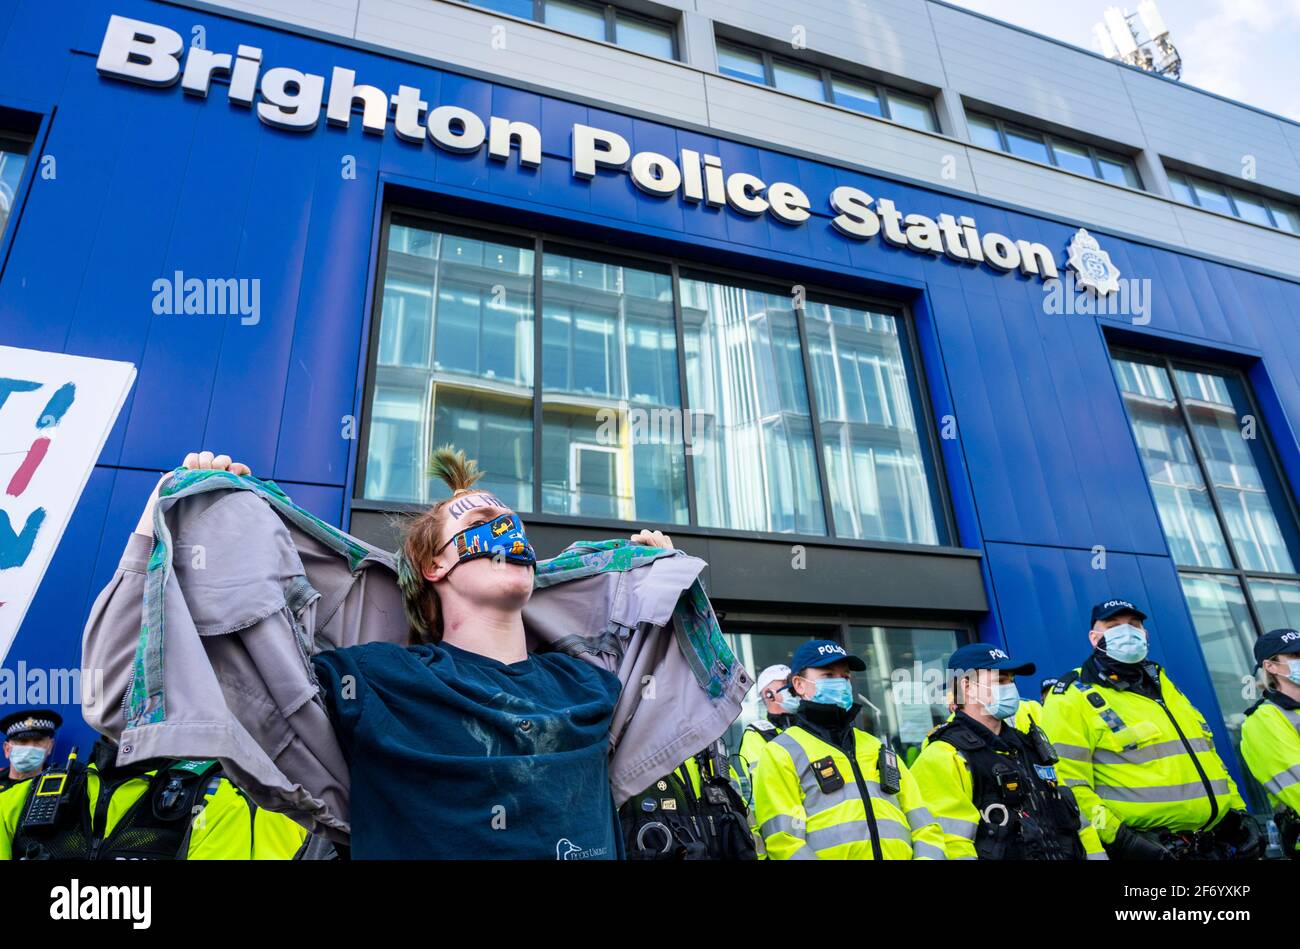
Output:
[[0, 347, 137, 662]]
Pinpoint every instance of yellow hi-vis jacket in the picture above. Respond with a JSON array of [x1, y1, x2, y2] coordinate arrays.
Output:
[[752, 724, 946, 860], [910, 728, 1108, 860], [1039, 665, 1245, 844], [1241, 694, 1300, 839], [0, 764, 306, 860], [738, 721, 783, 858], [1013, 700, 1045, 734]]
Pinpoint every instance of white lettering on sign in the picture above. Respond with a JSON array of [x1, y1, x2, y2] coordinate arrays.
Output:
[[95, 14, 1069, 283]]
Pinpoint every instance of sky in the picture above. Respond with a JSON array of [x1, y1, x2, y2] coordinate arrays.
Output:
[[942, 0, 1300, 121]]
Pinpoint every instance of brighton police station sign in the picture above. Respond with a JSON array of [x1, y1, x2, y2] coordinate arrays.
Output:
[[97, 14, 1122, 290]]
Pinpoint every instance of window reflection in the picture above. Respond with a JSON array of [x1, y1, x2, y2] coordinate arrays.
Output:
[[681, 276, 825, 535], [541, 251, 687, 523], [804, 301, 943, 544], [1113, 357, 1232, 567], [366, 221, 535, 507]]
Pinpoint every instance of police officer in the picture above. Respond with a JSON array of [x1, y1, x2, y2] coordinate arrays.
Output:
[[910, 644, 1106, 860], [738, 664, 798, 781], [0, 735, 306, 860], [1241, 628, 1300, 858], [752, 639, 945, 860], [1040, 597, 1262, 860], [0, 710, 61, 792]]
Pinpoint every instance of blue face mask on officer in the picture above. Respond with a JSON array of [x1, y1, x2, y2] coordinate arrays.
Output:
[[8, 744, 47, 774], [806, 676, 855, 711], [777, 688, 802, 713], [984, 682, 1021, 721], [1100, 623, 1149, 664]]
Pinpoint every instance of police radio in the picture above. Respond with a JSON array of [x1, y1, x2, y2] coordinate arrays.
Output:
[[1025, 719, 1059, 765], [22, 746, 80, 829], [878, 745, 901, 796]]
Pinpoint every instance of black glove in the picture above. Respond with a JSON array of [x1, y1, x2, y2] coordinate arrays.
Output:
[[1107, 823, 1175, 860], [1218, 810, 1264, 860]]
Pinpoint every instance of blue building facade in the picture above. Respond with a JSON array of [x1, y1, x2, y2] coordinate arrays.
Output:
[[3, 1, 1300, 801]]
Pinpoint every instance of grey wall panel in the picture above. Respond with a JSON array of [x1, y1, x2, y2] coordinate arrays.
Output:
[[1121, 68, 1300, 197], [1171, 204, 1300, 277], [704, 75, 979, 192], [968, 150, 1186, 246], [929, 3, 1145, 148], [358, 0, 711, 123], [699, 0, 947, 88], [202, 0, 361, 34]]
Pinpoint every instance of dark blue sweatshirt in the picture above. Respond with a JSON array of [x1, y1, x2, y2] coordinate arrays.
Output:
[[313, 640, 623, 859]]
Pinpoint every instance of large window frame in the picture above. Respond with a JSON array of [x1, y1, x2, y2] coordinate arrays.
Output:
[[1112, 347, 1300, 650], [355, 207, 959, 553], [967, 111, 1144, 190], [459, 0, 680, 61], [714, 38, 940, 134], [1165, 168, 1299, 234]]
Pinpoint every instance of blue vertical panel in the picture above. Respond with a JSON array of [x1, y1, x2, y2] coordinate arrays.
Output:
[[272, 147, 380, 486], [119, 92, 260, 472], [628, 118, 684, 235], [487, 84, 545, 205], [580, 107, 637, 227], [60, 74, 201, 468], [924, 283, 1021, 542], [433, 72, 494, 194], [203, 127, 328, 472], [0, 69, 128, 351], [275, 481, 344, 527], [673, 129, 729, 247], [959, 284, 1061, 546], [911, 289, 981, 550]]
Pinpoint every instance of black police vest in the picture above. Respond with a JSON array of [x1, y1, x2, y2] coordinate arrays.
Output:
[[929, 718, 1085, 861], [618, 743, 756, 861], [13, 760, 223, 861]]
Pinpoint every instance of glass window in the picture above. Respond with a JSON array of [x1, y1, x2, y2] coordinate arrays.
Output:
[[831, 77, 883, 118], [541, 250, 686, 523], [967, 114, 1003, 151], [1096, 153, 1141, 189], [716, 42, 766, 84], [772, 59, 826, 101], [470, 0, 534, 18], [615, 14, 674, 58], [1167, 172, 1195, 205], [1191, 179, 1235, 216], [1172, 367, 1300, 573], [681, 275, 825, 535], [1049, 138, 1097, 177], [1268, 202, 1299, 233], [1229, 190, 1273, 227], [543, 0, 607, 41], [884, 90, 936, 132], [1249, 577, 1300, 631], [844, 625, 967, 761], [365, 219, 535, 508], [1004, 125, 1051, 164], [1113, 357, 1233, 568], [0, 134, 31, 237], [803, 300, 943, 544], [1179, 572, 1266, 808]]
